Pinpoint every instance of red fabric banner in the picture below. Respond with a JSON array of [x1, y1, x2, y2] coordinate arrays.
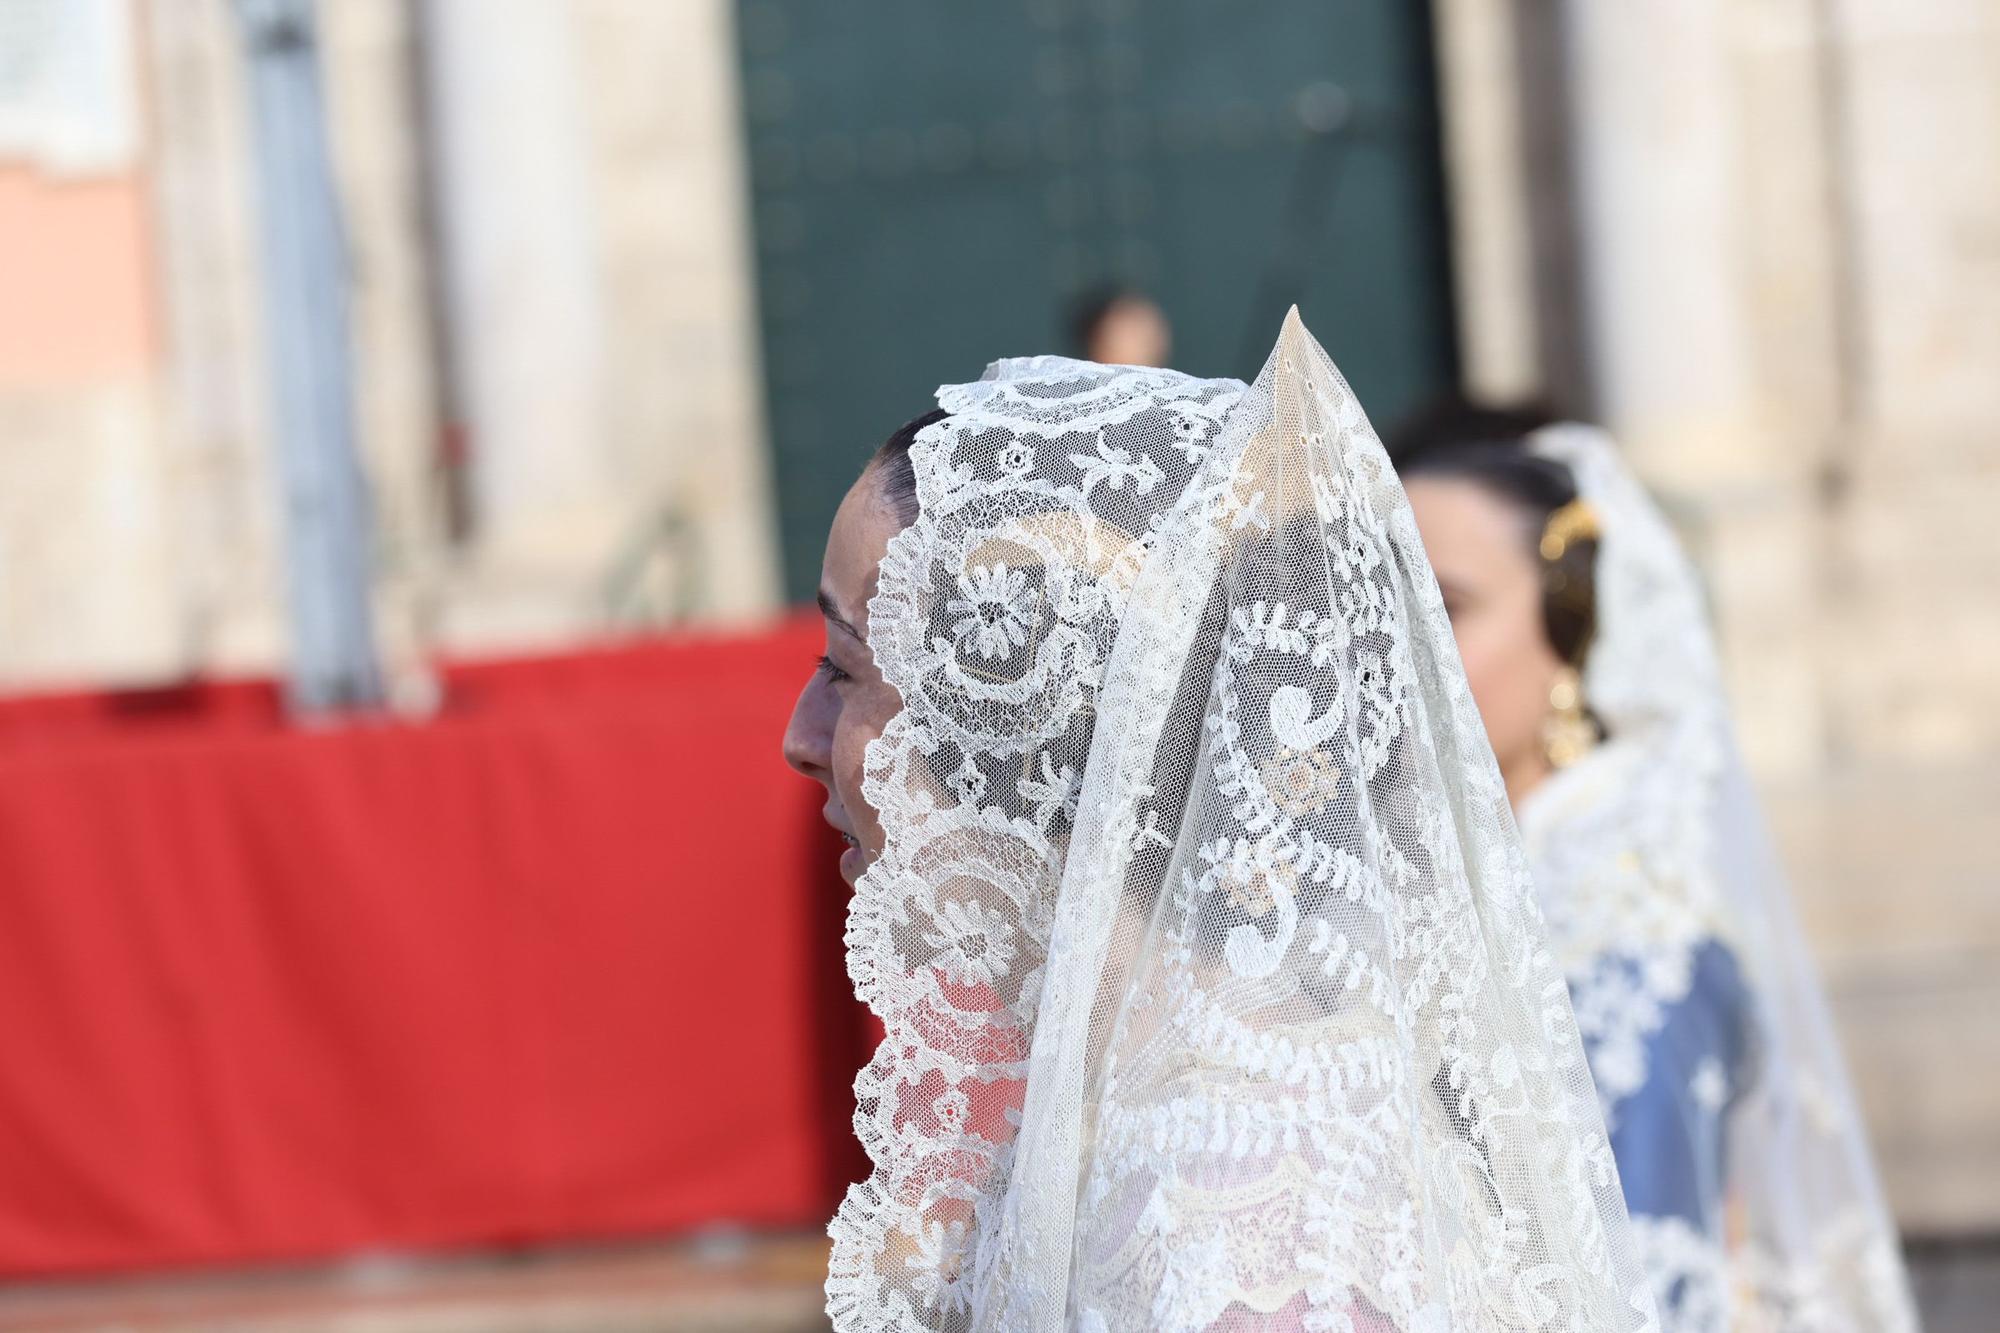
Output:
[[0, 617, 865, 1277]]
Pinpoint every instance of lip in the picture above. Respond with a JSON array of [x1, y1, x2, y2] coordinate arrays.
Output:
[[820, 804, 858, 845], [822, 805, 867, 883]]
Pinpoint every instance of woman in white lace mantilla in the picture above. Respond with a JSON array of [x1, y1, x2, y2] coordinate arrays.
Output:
[[1390, 405, 1920, 1333], [784, 312, 1661, 1332]]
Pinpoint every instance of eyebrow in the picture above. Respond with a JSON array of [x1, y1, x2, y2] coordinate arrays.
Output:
[[817, 587, 863, 642]]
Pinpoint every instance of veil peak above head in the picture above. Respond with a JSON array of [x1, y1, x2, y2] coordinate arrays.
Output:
[[832, 312, 1657, 1333]]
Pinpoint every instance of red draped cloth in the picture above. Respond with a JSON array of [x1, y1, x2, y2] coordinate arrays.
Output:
[[0, 617, 868, 1277]]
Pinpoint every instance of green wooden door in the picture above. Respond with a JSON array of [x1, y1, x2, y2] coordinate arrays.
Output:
[[738, 1, 1458, 599]]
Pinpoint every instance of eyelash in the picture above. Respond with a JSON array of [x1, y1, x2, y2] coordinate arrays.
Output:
[[816, 653, 852, 684]]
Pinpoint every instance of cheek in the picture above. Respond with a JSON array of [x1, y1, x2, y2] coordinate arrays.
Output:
[[1451, 607, 1557, 760], [830, 684, 899, 851]]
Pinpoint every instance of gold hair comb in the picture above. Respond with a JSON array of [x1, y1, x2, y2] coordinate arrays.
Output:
[[1539, 497, 1600, 562]]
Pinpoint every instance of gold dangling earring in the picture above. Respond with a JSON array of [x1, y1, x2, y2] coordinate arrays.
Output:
[[1542, 664, 1595, 769]]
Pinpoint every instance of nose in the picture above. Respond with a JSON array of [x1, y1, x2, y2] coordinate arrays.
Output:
[[782, 676, 832, 781]]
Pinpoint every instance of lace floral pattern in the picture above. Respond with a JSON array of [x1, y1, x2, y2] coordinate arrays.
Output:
[[1632, 1209, 1920, 1333], [830, 318, 1657, 1331], [1630, 1216, 1729, 1333], [1517, 738, 1727, 1121]]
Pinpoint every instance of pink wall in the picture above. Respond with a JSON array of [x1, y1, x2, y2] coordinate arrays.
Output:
[[0, 165, 157, 389]]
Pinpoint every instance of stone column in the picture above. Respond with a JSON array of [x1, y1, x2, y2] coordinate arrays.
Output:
[[417, 0, 608, 567], [1561, 0, 1831, 777], [570, 0, 779, 623]]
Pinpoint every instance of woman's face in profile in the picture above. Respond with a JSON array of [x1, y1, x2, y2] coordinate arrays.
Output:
[[1403, 475, 1566, 802], [782, 466, 904, 885]]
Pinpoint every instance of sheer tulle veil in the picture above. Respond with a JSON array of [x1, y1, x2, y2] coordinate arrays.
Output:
[[828, 313, 1659, 1332]]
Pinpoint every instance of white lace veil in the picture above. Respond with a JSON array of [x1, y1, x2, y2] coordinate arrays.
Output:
[[827, 312, 1657, 1332], [1518, 425, 1919, 1332]]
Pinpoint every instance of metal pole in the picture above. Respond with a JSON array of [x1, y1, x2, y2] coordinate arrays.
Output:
[[234, 0, 383, 713]]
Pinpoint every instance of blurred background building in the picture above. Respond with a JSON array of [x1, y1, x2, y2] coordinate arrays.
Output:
[[0, 0, 780, 694], [0, 0, 1994, 1327]]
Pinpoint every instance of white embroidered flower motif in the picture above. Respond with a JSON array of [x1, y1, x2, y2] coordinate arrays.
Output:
[[1797, 1070, 1852, 1137], [1227, 486, 1269, 532], [924, 898, 1015, 987], [948, 753, 988, 804], [930, 1087, 971, 1134], [1068, 434, 1164, 497], [1220, 860, 1281, 919], [1569, 965, 1659, 1109], [1017, 751, 1080, 831], [947, 561, 1034, 660], [1046, 565, 1105, 622], [996, 440, 1035, 476], [1630, 1214, 1731, 1333], [1261, 744, 1343, 816], [1204, 839, 1303, 981], [1168, 406, 1217, 463], [1690, 1057, 1729, 1112], [1129, 806, 1171, 851], [904, 1218, 971, 1315], [1233, 600, 1311, 654]]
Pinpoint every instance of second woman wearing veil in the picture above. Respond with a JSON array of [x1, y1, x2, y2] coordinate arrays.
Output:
[[1391, 405, 1920, 1333]]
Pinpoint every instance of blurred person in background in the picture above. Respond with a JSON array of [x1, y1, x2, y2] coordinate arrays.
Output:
[[1067, 284, 1172, 368], [1389, 402, 1920, 1332], [784, 313, 1663, 1331]]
